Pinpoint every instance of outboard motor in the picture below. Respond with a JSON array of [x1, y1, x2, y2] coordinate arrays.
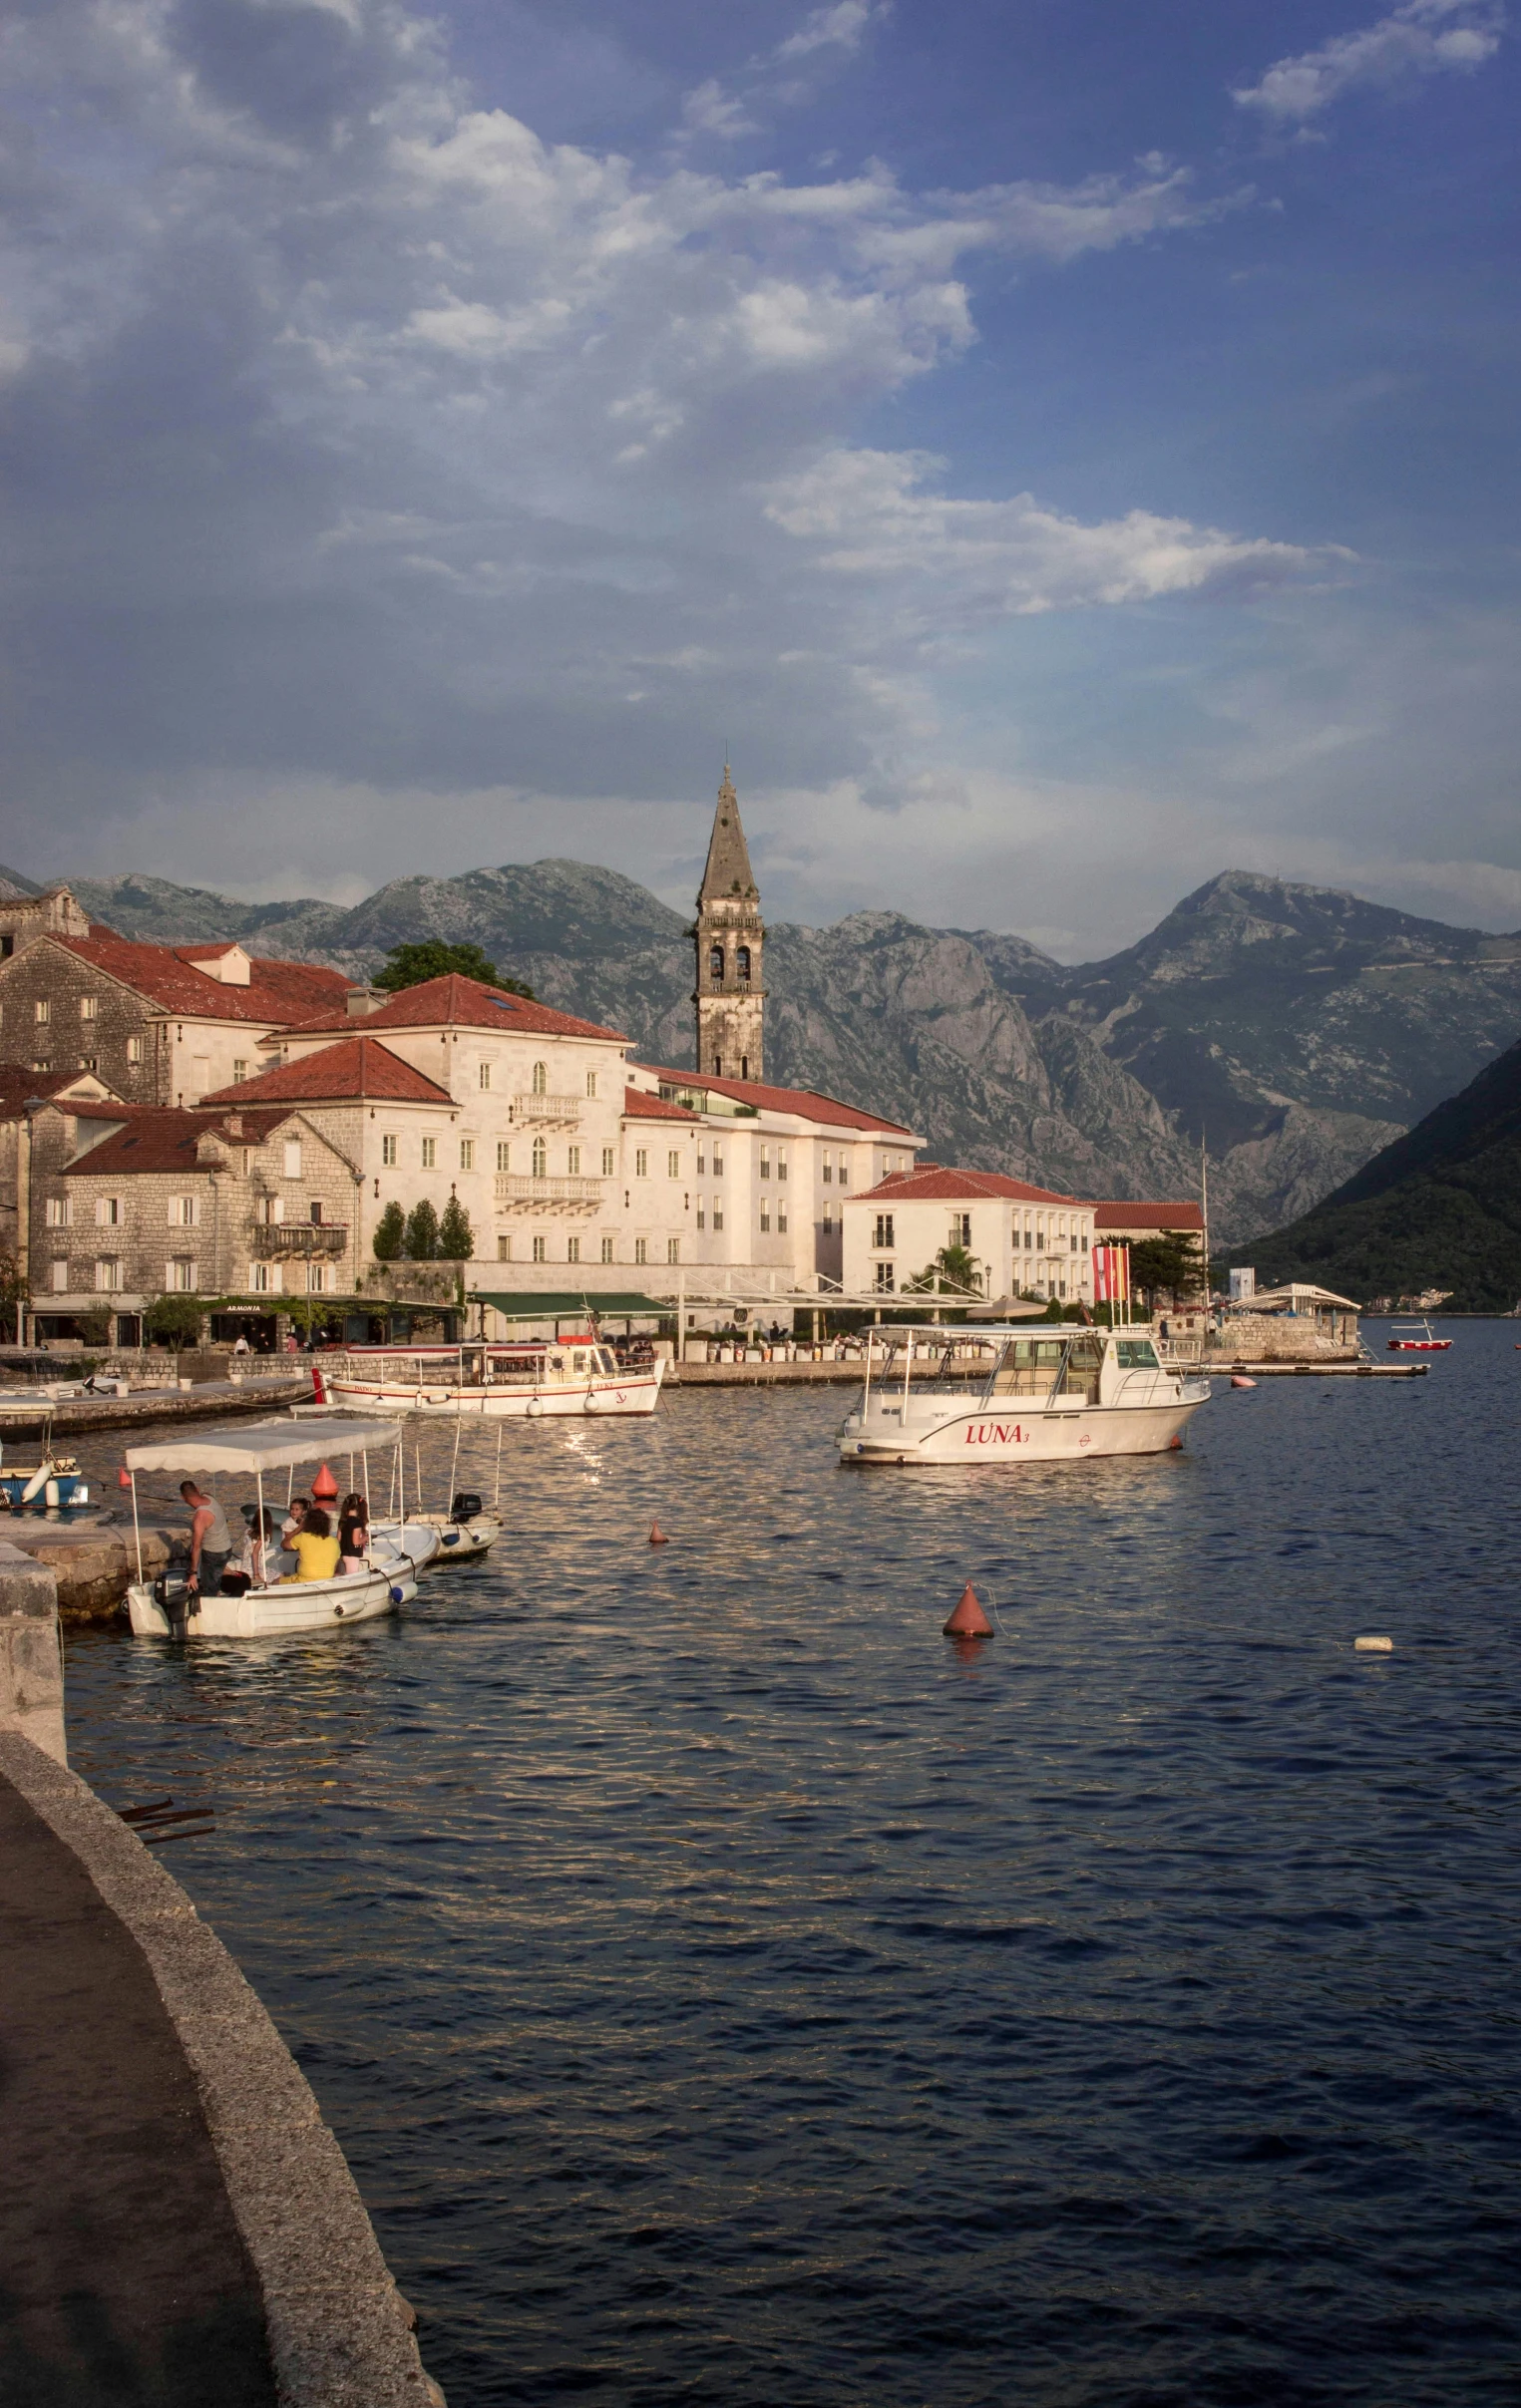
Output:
[[450, 1491, 483, 1524], [153, 1570, 192, 1638]]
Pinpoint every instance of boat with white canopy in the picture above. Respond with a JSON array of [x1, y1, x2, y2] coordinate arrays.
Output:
[[837, 1323, 1211, 1465], [123, 1418, 426, 1637]]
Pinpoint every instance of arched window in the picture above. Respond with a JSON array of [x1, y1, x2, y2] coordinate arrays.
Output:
[[532, 1060, 548, 1095], [708, 945, 724, 981], [736, 946, 751, 982], [532, 1138, 548, 1178]]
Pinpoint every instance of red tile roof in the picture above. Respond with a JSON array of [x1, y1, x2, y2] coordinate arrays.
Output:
[[65, 1106, 294, 1176], [0, 1066, 118, 1120], [45, 933, 353, 1025], [640, 1067, 914, 1135], [1092, 1201, 1205, 1232], [622, 1086, 699, 1121], [281, 973, 627, 1044], [202, 1036, 453, 1106], [858, 1167, 1082, 1205]]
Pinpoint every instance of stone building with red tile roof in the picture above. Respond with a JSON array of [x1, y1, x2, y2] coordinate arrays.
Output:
[[0, 924, 358, 1109]]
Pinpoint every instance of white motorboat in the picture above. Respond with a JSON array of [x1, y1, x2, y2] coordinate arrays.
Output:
[[837, 1323, 1212, 1465], [321, 1339, 663, 1420], [407, 1505, 503, 1562], [122, 1417, 421, 1637]]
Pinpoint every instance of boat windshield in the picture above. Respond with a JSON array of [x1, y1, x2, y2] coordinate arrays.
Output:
[[983, 1333, 1105, 1402], [1114, 1338, 1160, 1370]]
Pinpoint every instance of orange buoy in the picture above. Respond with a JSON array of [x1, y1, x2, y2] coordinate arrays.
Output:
[[118, 1466, 132, 1489], [648, 1521, 669, 1546], [943, 1580, 992, 1638], [311, 1461, 339, 1502], [1231, 1375, 1257, 1390]]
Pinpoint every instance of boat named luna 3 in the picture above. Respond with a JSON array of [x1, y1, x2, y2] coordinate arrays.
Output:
[[838, 1324, 1211, 1465]]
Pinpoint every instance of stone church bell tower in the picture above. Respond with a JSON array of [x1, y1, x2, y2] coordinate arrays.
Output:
[[694, 766, 765, 1081]]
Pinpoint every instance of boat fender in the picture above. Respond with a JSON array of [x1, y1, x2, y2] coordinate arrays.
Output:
[[44, 1479, 61, 1509], [526, 1398, 543, 1417], [390, 1584, 406, 1603], [1354, 1634, 1393, 1652], [20, 1462, 51, 1506], [443, 1531, 460, 1546], [1230, 1375, 1256, 1390]]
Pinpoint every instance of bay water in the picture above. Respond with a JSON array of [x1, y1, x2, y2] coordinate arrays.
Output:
[[61, 1325, 1521, 2405]]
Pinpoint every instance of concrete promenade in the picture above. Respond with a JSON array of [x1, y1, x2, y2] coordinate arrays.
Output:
[[0, 1375, 309, 1437], [0, 1548, 442, 2408]]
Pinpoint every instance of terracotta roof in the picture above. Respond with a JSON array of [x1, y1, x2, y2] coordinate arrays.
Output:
[[622, 1086, 699, 1121], [0, 1066, 117, 1119], [857, 1167, 1082, 1205], [202, 1036, 453, 1106], [41, 933, 353, 1025], [641, 1067, 914, 1135], [174, 942, 243, 960], [278, 972, 627, 1044], [65, 1106, 293, 1176], [1091, 1202, 1205, 1232]]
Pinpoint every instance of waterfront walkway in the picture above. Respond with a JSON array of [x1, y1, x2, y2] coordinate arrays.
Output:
[[0, 1734, 438, 2408], [0, 1760, 277, 2405]]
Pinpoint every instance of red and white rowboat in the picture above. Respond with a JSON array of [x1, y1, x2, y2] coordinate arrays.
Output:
[[1386, 1319, 1451, 1352]]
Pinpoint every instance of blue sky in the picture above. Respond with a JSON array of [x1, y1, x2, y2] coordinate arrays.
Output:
[[3, 0, 1517, 955]]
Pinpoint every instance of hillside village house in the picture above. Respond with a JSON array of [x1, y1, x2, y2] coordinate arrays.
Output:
[[843, 1166, 1096, 1304], [0, 886, 357, 1106]]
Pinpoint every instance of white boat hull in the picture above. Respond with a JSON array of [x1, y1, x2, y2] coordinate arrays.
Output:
[[370, 1520, 443, 1572], [128, 1565, 415, 1638], [840, 1389, 1210, 1464], [409, 1511, 502, 1562], [325, 1371, 663, 1419]]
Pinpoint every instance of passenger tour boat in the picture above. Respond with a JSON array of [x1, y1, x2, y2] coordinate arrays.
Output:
[[837, 1324, 1212, 1465], [321, 1340, 664, 1419], [123, 1417, 427, 1637]]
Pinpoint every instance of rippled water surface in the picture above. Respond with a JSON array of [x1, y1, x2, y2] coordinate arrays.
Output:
[[62, 1327, 1521, 2407]]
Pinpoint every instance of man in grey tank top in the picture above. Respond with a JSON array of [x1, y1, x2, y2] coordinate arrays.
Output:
[[181, 1481, 233, 1606]]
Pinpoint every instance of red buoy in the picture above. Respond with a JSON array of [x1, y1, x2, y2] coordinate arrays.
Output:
[[648, 1521, 668, 1546], [118, 1466, 132, 1490], [311, 1461, 339, 1503], [943, 1581, 992, 1638]]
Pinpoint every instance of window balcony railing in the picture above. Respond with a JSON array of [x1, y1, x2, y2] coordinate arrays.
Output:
[[250, 1223, 348, 1256], [495, 1174, 602, 1215], [512, 1094, 582, 1127]]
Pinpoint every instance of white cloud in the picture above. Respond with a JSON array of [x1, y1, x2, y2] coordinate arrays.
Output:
[[1233, 0, 1504, 122], [775, 2, 885, 63], [680, 78, 760, 140], [765, 449, 1347, 618]]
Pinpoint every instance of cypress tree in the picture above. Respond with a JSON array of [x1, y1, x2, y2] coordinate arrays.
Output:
[[438, 1196, 474, 1260], [372, 1201, 405, 1260], [404, 1199, 440, 1259]]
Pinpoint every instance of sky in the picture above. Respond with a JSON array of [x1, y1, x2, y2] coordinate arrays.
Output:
[[3, 0, 1519, 958]]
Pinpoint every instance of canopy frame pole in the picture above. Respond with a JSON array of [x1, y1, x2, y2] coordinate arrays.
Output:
[[131, 1473, 143, 1586], [494, 1422, 503, 1511], [255, 1469, 265, 1588]]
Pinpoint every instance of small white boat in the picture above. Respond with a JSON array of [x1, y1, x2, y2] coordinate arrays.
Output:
[[321, 1339, 663, 1420], [1386, 1318, 1451, 1352], [0, 1449, 91, 1511], [122, 1417, 423, 1638], [408, 1508, 503, 1562], [837, 1323, 1211, 1465]]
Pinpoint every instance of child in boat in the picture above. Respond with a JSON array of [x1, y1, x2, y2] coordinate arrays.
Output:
[[338, 1493, 369, 1572], [283, 1505, 341, 1583]]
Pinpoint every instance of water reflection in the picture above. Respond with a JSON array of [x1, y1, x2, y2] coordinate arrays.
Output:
[[60, 1332, 1521, 2407]]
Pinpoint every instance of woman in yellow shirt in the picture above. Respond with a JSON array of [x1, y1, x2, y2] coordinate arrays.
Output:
[[286, 1506, 341, 1582]]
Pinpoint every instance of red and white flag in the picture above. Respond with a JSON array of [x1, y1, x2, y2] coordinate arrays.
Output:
[[1092, 1242, 1130, 1304]]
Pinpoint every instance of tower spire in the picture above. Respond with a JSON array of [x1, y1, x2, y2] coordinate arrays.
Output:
[[693, 762, 765, 1080]]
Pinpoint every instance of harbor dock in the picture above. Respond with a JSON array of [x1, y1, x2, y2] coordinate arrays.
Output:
[[0, 1376, 310, 1438]]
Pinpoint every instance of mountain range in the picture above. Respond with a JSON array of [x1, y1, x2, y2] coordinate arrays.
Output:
[[5, 859, 1519, 1246], [1250, 1032, 1521, 1311]]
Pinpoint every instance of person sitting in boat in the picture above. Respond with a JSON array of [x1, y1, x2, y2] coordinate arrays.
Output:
[[338, 1492, 369, 1573], [282, 1505, 341, 1583], [181, 1481, 233, 1605]]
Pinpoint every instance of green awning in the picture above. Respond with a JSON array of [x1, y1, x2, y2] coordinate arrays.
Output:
[[467, 1290, 669, 1320]]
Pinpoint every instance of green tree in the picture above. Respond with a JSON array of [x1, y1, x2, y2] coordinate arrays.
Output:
[[1129, 1234, 1202, 1304], [904, 1242, 980, 1295], [373, 940, 535, 998], [372, 1201, 406, 1260], [404, 1199, 440, 1259], [145, 1292, 208, 1347], [437, 1195, 474, 1260]]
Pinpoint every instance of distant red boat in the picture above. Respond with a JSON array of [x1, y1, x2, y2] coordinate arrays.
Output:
[[1387, 1319, 1451, 1351]]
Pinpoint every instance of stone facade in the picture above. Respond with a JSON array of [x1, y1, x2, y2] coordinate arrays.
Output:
[[0, 884, 92, 962], [843, 1168, 1095, 1304], [692, 769, 766, 1083]]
